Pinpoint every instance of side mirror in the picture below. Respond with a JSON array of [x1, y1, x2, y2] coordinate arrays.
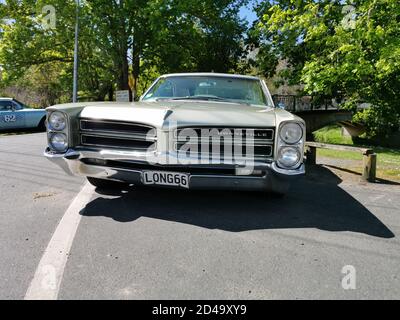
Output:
[[278, 102, 286, 110]]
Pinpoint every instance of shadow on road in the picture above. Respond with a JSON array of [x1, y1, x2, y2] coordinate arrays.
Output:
[[323, 164, 400, 186], [81, 165, 395, 239]]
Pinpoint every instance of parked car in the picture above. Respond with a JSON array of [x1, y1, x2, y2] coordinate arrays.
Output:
[[0, 98, 46, 131], [44, 73, 305, 195]]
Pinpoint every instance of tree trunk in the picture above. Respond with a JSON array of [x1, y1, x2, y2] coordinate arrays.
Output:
[[116, 48, 132, 101], [108, 84, 114, 101], [132, 41, 140, 101]]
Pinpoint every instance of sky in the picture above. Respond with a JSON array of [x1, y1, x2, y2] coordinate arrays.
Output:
[[239, 1, 259, 25], [239, 5, 258, 25]]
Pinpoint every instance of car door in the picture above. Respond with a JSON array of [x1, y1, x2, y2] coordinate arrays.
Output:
[[0, 100, 26, 130], [11, 100, 27, 128]]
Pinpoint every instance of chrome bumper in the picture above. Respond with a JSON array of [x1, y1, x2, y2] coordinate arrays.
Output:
[[44, 148, 305, 192]]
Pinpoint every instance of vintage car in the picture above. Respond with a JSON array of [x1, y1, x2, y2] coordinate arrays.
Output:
[[0, 98, 46, 131], [44, 73, 305, 195]]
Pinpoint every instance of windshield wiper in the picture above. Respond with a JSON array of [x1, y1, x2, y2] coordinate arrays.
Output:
[[155, 96, 256, 106], [157, 96, 230, 102]]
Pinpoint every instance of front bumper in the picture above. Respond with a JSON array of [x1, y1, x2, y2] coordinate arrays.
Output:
[[44, 148, 305, 192]]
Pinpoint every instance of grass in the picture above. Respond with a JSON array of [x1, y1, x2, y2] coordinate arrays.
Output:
[[313, 125, 400, 182], [313, 125, 354, 145]]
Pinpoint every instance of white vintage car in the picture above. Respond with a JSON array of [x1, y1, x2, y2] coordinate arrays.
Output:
[[44, 73, 305, 195]]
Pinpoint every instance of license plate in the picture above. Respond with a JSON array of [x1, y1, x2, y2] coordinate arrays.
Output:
[[142, 171, 189, 189]]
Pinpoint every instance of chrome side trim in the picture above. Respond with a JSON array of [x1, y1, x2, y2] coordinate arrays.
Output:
[[271, 162, 305, 175]]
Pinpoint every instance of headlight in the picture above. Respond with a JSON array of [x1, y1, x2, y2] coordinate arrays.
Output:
[[279, 122, 303, 144], [49, 133, 68, 152], [48, 111, 66, 131], [278, 147, 300, 168]]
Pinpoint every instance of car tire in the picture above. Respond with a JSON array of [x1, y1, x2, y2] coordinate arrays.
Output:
[[38, 117, 46, 131], [87, 177, 128, 189]]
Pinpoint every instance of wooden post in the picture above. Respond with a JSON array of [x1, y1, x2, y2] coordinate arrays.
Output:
[[306, 146, 317, 165], [362, 153, 377, 182]]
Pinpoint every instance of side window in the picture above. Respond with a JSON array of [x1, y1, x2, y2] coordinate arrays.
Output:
[[0, 101, 13, 111], [12, 101, 22, 110]]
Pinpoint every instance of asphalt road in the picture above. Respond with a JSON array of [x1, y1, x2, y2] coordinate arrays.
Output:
[[0, 133, 399, 299]]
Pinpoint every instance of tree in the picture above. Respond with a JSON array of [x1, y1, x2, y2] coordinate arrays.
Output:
[[0, 0, 115, 105], [0, 0, 248, 104], [252, 0, 400, 137]]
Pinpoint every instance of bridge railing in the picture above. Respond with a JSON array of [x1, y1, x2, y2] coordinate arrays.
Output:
[[272, 95, 340, 112]]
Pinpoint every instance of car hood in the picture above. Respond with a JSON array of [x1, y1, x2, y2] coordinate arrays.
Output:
[[51, 101, 301, 129], [78, 101, 281, 129]]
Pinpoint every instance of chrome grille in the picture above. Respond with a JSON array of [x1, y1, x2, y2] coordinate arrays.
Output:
[[79, 119, 156, 151], [174, 127, 274, 161]]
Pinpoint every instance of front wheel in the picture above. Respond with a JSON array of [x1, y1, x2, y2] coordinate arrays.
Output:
[[38, 117, 46, 131], [87, 177, 128, 189]]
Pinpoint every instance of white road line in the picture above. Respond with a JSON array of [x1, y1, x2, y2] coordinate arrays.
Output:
[[25, 183, 94, 300]]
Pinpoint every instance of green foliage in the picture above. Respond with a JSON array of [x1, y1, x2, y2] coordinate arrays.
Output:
[[0, 0, 248, 105], [314, 125, 400, 181], [252, 0, 400, 137], [313, 125, 353, 145]]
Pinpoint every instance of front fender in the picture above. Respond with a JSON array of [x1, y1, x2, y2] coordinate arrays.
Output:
[[25, 109, 46, 127]]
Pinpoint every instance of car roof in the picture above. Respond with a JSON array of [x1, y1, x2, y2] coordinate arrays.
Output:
[[160, 72, 260, 81], [0, 97, 13, 101]]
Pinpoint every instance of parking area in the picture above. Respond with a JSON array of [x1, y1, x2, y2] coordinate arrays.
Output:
[[0, 133, 399, 299]]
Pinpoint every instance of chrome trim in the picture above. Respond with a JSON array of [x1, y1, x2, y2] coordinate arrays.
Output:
[[44, 147, 304, 175], [44, 147, 304, 191], [80, 119, 155, 131], [174, 136, 274, 146], [80, 131, 157, 142], [271, 162, 305, 175], [261, 79, 276, 108], [174, 127, 274, 141], [78, 119, 157, 151], [173, 127, 275, 161], [80, 135, 156, 151], [174, 143, 273, 158]]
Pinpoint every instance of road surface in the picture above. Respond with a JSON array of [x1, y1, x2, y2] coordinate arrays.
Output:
[[0, 133, 399, 299]]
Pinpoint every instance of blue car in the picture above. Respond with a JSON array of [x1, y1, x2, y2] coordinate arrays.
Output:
[[0, 98, 46, 131]]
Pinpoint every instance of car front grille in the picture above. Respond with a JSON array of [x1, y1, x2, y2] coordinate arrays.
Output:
[[174, 127, 274, 161], [79, 119, 156, 151]]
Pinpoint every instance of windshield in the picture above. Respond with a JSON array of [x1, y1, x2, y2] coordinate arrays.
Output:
[[142, 76, 269, 106], [13, 99, 29, 109]]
